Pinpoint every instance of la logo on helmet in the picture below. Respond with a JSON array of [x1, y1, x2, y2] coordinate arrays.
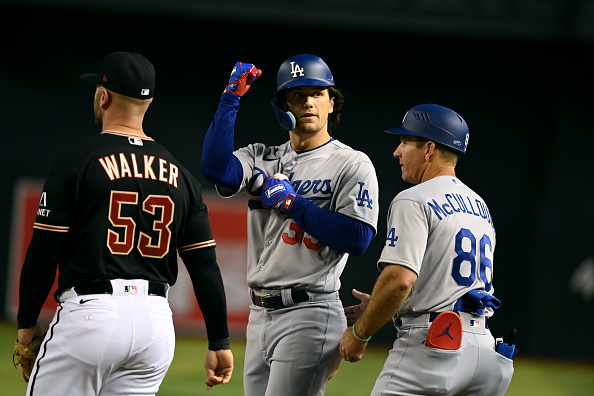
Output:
[[290, 62, 304, 78]]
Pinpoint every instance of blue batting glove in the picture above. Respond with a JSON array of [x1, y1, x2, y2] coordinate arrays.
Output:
[[262, 176, 297, 213], [224, 62, 262, 97], [496, 343, 518, 359], [466, 289, 502, 310]]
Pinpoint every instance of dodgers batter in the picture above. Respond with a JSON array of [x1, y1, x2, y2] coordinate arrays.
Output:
[[339, 104, 515, 395], [16, 52, 232, 395], [201, 54, 379, 395]]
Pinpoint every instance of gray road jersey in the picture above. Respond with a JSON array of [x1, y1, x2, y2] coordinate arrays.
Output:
[[219, 139, 379, 292], [378, 176, 496, 316]]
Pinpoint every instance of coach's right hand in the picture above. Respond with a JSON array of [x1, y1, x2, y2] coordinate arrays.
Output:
[[344, 289, 370, 326], [224, 62, 262, 96], [204, 349, 233, 390]]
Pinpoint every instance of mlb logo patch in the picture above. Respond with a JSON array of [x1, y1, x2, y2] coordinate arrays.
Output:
[[124, 285, 138, 294], [128, 137, 143, 146], [470, 319, 480, 327], [141, 89, 150, 96]]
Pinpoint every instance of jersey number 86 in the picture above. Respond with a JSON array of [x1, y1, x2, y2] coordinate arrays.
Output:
[[453, 228, 493, 292]]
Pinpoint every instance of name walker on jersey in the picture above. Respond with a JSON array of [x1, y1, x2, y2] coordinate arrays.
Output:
[[98, 153, 179, 188]]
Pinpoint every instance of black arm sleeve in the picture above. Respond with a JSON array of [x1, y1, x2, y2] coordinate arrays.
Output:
[[180, 246, 230, 350], [17, 229, 63, 328]]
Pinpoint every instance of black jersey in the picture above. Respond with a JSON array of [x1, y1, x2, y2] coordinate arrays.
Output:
[[34, 130, 214, 291]]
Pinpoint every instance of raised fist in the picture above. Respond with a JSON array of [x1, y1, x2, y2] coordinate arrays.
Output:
[[225, 62, 262, 97]]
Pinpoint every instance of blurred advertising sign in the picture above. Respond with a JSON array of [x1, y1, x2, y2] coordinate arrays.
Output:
[[7, 179, 250, 335]]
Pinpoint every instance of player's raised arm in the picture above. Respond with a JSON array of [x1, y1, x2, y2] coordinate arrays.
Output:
[[201, 62, 261, 191]]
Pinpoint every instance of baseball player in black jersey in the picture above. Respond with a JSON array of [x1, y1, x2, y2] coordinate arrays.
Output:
[[14, 52, 233, 395]]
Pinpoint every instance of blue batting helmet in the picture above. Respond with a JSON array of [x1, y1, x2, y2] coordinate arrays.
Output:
[[272, 54, 335, 130], [385, 104, 470, 153], [275, 54, 334, 93]]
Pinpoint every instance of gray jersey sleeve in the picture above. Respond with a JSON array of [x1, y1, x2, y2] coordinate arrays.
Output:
[[332, 152, 379, 231], [378, 198, 428, 274]]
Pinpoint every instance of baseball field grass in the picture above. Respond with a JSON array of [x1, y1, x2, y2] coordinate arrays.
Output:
[[2, 321, 593, 395]]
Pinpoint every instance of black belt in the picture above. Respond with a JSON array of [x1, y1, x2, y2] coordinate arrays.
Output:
[[429, 312, 450, 322], [395, 311, 488, 329], [73, 280, 167, 297], [394, 312, 455, 328], [250, 289, 309, 311]]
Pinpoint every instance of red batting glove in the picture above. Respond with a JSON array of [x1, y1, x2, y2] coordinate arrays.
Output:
[[224, 62, 262, 97]]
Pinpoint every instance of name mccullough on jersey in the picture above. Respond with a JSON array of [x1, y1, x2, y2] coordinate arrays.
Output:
[[427, 192, 495, 229]]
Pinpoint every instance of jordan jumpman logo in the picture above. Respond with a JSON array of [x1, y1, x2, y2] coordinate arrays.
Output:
[[438, 323, 454, 340]]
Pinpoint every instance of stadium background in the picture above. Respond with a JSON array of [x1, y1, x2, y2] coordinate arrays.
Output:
[[1, 0, 593, 364]]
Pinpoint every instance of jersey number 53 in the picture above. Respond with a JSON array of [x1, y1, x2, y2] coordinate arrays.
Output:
[[107, 190, 174, 258]]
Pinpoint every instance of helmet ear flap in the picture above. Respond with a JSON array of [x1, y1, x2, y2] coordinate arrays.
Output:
[[271, 98, 296, 131]]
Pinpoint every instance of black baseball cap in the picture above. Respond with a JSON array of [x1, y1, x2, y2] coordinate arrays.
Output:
[[81, 51, 155, 99]]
